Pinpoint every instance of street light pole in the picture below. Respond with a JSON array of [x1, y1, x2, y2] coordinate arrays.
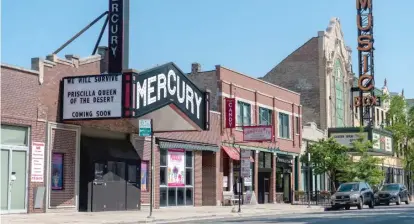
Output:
[[307, 141, 311, 208]]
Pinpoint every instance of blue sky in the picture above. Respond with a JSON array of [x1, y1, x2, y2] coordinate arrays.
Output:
[[2, 0, 413, 98]]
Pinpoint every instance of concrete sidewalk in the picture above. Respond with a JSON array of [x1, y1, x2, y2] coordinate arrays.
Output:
[[1, 204, 324, 224]]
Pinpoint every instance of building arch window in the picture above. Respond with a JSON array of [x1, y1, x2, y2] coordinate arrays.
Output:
[[334, 59, 344, 127]]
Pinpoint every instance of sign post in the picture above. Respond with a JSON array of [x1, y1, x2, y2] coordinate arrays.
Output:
[[139, 119, 154, 218]]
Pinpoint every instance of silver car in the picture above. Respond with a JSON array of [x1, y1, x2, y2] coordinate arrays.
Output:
[[330, 182, 375, 210]]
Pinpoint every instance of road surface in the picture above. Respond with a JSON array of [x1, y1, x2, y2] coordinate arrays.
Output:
[[180, 204, 414, 224]]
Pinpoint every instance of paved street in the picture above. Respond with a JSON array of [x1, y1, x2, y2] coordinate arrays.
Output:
[[179, 204, 414, 224]]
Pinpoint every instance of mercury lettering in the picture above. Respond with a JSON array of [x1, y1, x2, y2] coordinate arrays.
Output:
[[110, 0, 120, 57], [135, 70, 203, 119]]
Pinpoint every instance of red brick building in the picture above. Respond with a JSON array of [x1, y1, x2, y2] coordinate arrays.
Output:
[[1, 50, 302, 214], [188, 63, 303, 204], [1, 48, 221, 214]]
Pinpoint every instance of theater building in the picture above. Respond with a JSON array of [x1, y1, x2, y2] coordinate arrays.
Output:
[[0, 48, 216, 213], [188, 63, 303, 204]]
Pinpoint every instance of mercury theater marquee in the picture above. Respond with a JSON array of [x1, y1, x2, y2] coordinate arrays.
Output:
[[61, 62, 210, 131]]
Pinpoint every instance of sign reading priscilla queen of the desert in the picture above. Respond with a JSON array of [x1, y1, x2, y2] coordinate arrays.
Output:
[[167, 149, 185, 187]]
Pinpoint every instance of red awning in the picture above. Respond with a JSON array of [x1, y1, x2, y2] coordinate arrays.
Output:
[[222, 146, 254, 162]]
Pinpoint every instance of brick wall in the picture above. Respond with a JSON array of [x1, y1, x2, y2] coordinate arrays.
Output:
[[130, 135, 151, 204], [49, 128, 77, 207], [202, 151, 217, 205], [187, 68, 219, 111], [1, 65, 47, 213], [260, 37, 320, 128], [194, 151, 202, 206]]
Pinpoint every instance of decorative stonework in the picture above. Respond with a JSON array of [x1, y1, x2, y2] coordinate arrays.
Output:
[[323, 18, 353, 77]]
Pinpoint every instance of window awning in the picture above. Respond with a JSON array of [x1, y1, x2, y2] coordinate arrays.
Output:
[[158, 141, 218, 152], [222, 146, 254, 162]]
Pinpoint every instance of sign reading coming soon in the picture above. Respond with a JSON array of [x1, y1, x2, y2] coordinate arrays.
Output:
[[62, 74, 123, 120]]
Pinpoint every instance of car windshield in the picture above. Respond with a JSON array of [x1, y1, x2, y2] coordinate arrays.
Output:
[[337, 183, 359, 192], [380, 184, 400, 191]]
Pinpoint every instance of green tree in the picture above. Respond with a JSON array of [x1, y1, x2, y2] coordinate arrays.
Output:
[[350, 135, 384, 186], [301, 138, 352, 191], [385, 95, 409, 155], [385, 95, 414, 174]]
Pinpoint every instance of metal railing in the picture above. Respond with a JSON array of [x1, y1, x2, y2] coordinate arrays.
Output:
[[293, 191, 333, 207]]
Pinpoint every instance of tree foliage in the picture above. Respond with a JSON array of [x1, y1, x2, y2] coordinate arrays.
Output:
[[385, 95, 414, 171], [301, 138, 352, 191], [350, 135, 384, 186], [303, 132, 385, 190]]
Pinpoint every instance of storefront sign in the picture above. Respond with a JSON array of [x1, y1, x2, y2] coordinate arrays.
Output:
[[244, 169, 252, 186], [51, 153, 64, 190], [62, 74, 123, 120], [243, 125, 273, 142], [108, 0, 124, 73], [130, 63, 209, 130], [223, 176, 228, 188], [31, 142, 45, 182], [167, 149, 185, 187], [356, 0, 374, 92], [225, 98, 236, 128], [331, 132, 368, 148], [373, 133, 393, 152], [241, 150, 251, 178], [277, 157, 292, 164], [353, 95, 380, 107]]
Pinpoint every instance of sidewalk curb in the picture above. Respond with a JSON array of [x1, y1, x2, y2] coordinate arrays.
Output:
[[115, 208, 325, 224]]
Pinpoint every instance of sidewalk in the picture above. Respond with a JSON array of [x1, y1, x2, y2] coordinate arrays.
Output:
[[1, 204, 324, 224]]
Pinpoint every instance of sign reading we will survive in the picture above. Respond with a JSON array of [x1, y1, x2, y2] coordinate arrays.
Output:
[[62, 74, 123, 120], [167, 149, 185, 187]]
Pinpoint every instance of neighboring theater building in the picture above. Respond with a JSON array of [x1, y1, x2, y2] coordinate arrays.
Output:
[[188, 63, 303, 204], [0, 48, 217, 214]]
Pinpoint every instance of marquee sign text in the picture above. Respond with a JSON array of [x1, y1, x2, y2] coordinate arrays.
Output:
[[357, 0, 374, 92]]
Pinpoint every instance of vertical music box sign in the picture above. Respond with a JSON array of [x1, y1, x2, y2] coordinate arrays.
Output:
[[225, 98, 236, 128]]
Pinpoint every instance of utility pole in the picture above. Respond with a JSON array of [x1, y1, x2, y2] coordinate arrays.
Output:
[[148, 119, 154, 218], [307, 141, 311, 208]]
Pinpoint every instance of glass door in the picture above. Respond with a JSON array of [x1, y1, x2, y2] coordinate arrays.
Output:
[[1, 148, 28, 213], [1, 149, 10, 211]]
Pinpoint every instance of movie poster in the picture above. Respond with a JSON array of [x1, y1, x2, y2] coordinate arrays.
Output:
[[141, 162, 148, 191], [167, 149, 185, 187], [51, 153, 63, 190]]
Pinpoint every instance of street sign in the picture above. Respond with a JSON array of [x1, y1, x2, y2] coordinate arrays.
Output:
[[139, 119, 152, 137], [241, 150, 251, 178]]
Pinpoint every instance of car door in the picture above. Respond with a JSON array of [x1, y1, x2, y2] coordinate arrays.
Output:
[[365, 183, 374, 200], [361, 183, 370, 203], [401, 185, 408, 201]]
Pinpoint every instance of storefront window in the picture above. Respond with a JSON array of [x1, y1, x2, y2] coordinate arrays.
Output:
[[159, 149, 193, 207], [259, 152, 272, 168], [1, 125, 28, 146]]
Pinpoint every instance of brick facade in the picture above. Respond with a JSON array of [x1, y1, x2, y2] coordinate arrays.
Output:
[[260, 18, 354, 130], [49, 128, 77, 207], [188, 63, 302, 205]]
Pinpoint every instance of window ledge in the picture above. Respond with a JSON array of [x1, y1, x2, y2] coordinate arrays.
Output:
[[278, 137, 293, 141]]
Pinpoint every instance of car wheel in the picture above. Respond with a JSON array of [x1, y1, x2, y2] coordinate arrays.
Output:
[[345, 205, 351, 210], [369, 198, 375, 209], [396, 196, 401, 205], [357, 197, 363, 210]]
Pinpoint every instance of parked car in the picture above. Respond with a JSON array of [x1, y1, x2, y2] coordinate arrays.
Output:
[[330, 181, 375, 210], [374, 183, 410, 206]]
